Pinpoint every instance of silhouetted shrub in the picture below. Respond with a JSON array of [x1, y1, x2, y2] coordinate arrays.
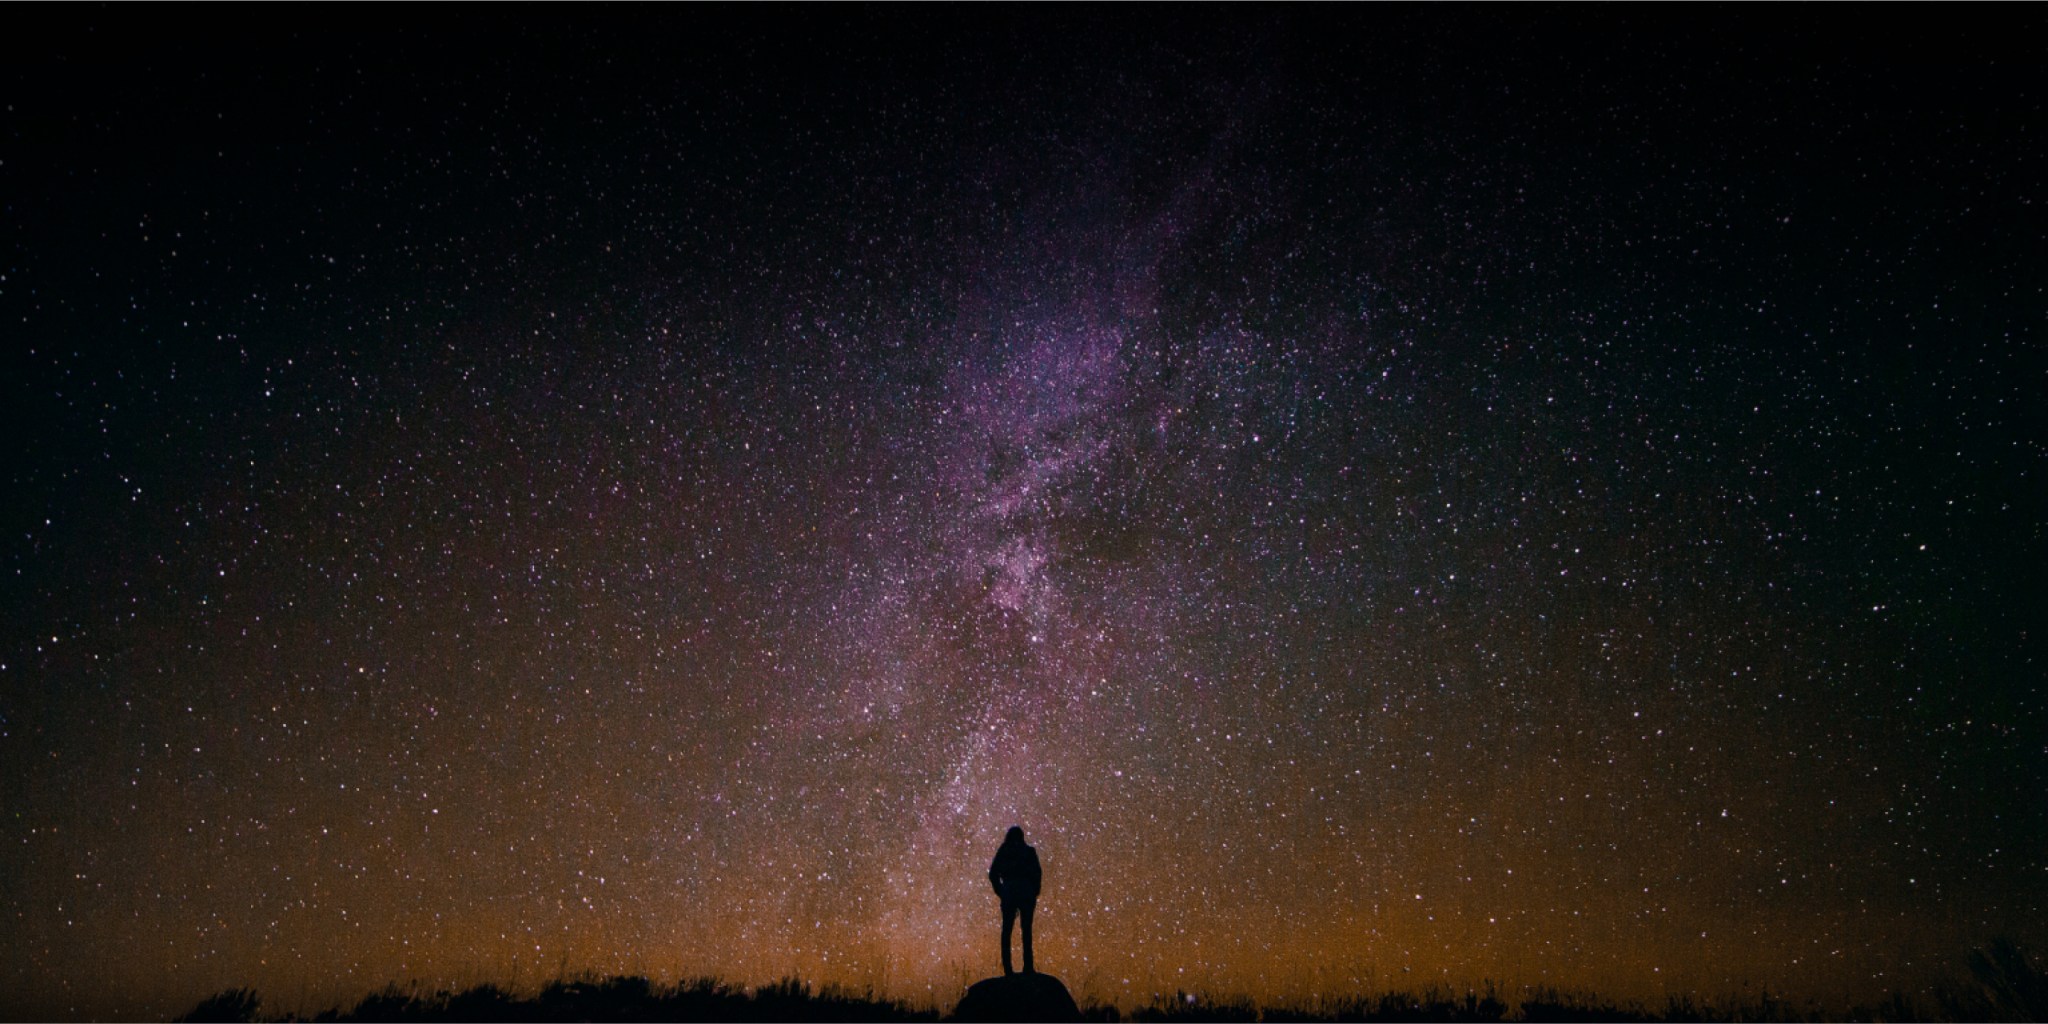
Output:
[[177, 988, 261, 1023], [172, 959, 2038, 1024], [439, 984, 515, 1023], [344, 983, 432, 1022], [1968, 938, 2048, 1022]]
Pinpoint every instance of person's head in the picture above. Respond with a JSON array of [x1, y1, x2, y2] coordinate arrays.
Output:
[[1005, 825, 1025, 845]]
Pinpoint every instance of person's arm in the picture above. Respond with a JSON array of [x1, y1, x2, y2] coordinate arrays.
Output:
[[989, 855, 1004, 897]]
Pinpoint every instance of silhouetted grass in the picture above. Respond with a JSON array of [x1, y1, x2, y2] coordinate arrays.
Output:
[[175, 987, 261, 1023], [228, 974, 938, 1022], [1130, 991, 1262, 1022], [176, 939, 2044, 1022], [1125, 985, 1520, 1022], [1937, 937, 2048, 1022]]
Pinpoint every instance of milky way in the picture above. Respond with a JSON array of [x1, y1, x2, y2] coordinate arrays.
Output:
[[3, 10, 2043, 1019]]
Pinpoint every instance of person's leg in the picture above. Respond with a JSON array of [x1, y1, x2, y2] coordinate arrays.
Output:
[[1021, 900, 1036, 974], [1001, 902, 1018, 976]]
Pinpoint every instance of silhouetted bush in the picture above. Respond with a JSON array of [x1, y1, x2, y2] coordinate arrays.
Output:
[[1936, 938, 2047, 1023], [438, 984, 515, 1023], [175, 946, 2046, 1024], [177, 988, 261, 1024], [1968, 938, 2048, 1022], [218, 975, 934, 1023]]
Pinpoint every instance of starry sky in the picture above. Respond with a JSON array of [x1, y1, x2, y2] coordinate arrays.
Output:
[[3, 10, 2044, 1020]]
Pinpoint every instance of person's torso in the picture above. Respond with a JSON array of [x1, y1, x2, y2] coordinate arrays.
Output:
[[996, 844, 1041, 897]]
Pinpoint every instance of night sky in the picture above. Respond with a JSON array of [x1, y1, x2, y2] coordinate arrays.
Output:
[[3, 10, 2044, 1020]]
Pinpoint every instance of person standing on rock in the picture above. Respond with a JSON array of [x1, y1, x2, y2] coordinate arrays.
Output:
[[988, 825, 1042, 975]]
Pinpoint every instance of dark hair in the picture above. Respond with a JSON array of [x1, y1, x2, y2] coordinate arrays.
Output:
[[1005, 825, 1025, 843]]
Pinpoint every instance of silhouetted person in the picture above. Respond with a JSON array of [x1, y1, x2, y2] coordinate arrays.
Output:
[[988, 825, 1041, 975]]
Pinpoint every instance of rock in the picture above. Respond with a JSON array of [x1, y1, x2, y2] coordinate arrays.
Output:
[[950, 972, 1081, 1022]]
